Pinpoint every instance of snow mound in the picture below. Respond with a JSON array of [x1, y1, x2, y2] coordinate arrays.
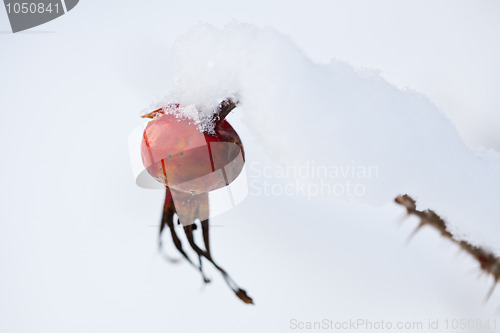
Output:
[[163, 23, 500, 254]]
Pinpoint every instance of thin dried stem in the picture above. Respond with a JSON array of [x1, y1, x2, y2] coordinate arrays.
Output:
[[212, 98, 238, 131]]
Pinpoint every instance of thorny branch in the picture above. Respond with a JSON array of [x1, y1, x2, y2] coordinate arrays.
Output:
[[395, 194, 500, 302]]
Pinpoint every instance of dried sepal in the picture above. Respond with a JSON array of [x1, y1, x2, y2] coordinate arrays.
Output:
[[159, 186, 253, 304]]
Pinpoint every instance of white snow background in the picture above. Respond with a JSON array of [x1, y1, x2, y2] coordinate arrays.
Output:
[[1, 1, 500, 332], [166, 23, 500, 252]]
